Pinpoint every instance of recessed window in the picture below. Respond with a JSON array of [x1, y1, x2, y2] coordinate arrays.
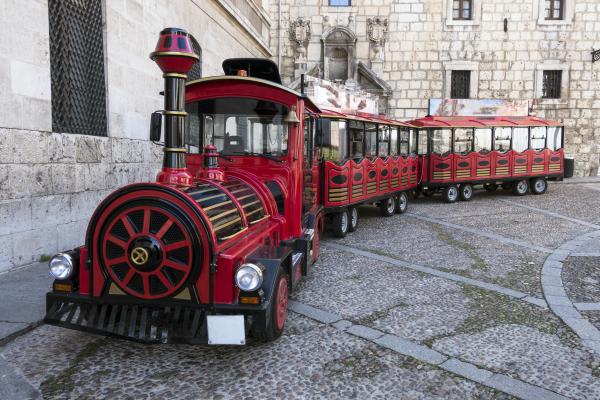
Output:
[[545, 0, 564, 20], [542, 70, 562, 99], [451, 70, 471, 99], [453, 0, 472, 20], [329, 0, 351, 6], [48, 0, 107, 136]]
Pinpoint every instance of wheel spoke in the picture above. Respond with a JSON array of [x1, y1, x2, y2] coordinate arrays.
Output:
[[120, 216, 136, 237], [142, 209, 150, 234], [142, 274, 150, 295], [156, 270, 174, 290], [164, 259, 189, 271], [107, 255, 128, 266], [164, 240, 187, 252], [107, 234, 128, 249], [156, 219, 174, 240], [121, 268, 136, 286]]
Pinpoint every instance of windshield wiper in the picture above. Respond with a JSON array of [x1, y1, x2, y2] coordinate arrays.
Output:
[[229, 151, 284, 163]]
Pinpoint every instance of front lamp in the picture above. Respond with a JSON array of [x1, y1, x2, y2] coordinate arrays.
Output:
[[48, 253, 75, 280], [235, 263, 263, 292]]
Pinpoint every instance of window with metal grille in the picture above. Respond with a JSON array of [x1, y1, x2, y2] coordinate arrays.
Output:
[[545, 0, 564, 20], [453, 0, 472, 20], [187, 37, 202, 82], [542, 70, 562, 98], [329, 0, 351, 5], [451, 70, 471, 99], [48, 0, 107, 136]]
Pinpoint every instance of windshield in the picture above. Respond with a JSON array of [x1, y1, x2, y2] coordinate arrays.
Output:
[[186, 97, 289, 156]]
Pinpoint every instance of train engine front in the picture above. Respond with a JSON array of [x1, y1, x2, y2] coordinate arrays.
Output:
[[44, 28, 320, 344]]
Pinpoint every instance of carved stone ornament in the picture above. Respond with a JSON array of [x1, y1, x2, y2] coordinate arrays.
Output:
[[367, 17, 388, 60], [289, 17, 311, 61]]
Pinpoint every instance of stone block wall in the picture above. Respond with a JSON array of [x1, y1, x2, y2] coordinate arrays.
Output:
[[271, 0, 600, 176]]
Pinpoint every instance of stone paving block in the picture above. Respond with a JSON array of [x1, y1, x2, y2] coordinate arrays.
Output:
[[288, 300, 342, 324], [0, 357, 41, 400], [373, 334, 447, 365], [542, 267, 563, 278], [543, 260, 564, 270], [484, 374, 568, 400], [545, 295, 573, 307], [522, 296, 548, 308], [543, 284, 569, 297], [549, 305, 583, 319], [440, 358, 493, 384], [541, 274, 564, 288], [574, 303, 600, 311], [562, 317, 600, 340], [331, 319, 352, 331], [346, 324, 384, 340]]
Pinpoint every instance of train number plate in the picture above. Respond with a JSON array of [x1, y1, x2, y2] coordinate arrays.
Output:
[[207, 315, 245, 345]]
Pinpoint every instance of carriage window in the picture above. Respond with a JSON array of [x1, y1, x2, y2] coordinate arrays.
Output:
[[390, 127, 399, 156], [378, 125, 390, 156], [531, 127, 546, 151], [187, 97, 288, 156], [399, 128, 409, 155], [453, 128, 474, 154], [321, 119, 348, 162], [417, 130, 428, 155], [349, 120, 364, 159], [409, 129, 418, 154], [431, 129, 452, 155], [365, 123, 377, 158], [547, 126, 563, 150], [494, 127, 511, 152], [185, 102, 201, 153], [512, 127, 529, 152], [474, 128, 492, 153]]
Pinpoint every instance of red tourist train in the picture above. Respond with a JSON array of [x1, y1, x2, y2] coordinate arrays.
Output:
[[44, 29, 565, 345], [410, 100, 565, 202]]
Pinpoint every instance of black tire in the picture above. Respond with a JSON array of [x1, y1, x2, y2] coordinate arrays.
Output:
[[332, 209, 350, 238], [442, 185, 459, 203], [348, 207, 359, 232], [484, 183, 498, 192], [512, 179, 529, 196], [252, 267, 288, 342], [380, 197, 396, 217], [459, 183, 474, 201], [395, 192, 409, 214], [501, 182, 512, 191], [530, 178, 548, 195]]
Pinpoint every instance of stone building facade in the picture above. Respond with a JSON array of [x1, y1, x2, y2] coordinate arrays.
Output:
[[269, 0, 600, 176], [0, 0, 271, 271]]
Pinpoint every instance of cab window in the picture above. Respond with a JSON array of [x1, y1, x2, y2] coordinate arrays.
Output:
[[378, 125, 390, 157], [349, 120, 364, 159], [512, 127, 529, 152], [474, 128, 492, 153], [431, 129, 452, 155], [321, 119, 348, 162], [409, 129, 418, 154], [494, 127, 511, 152], [390, 127, 399, 156], [399, 128, 409, 155], [530, 126, 547, 151], [365, 123, 377, 158], [547, 126, 563, 151], [453, 128, 474, 155], [417, 130, 428, 155]]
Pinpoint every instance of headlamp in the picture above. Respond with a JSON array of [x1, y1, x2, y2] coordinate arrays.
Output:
[[235, 263, 263, 292], [48, 253, 75, 280]]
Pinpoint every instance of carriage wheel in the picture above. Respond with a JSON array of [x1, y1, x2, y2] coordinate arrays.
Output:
[[459, 184, 474, 201], [348, 207, 359, 232], [443, 185, 459, 203], [530, 178, 547, 195], [512, 179, 529, 196], [102, 205, 194, 300], [332, 209, 350, 238], [395, 192, 408, 214], [380, 197, 396, 217]]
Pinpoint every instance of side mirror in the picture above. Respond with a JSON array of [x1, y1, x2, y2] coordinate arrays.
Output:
[[150, 112, 162, 141]]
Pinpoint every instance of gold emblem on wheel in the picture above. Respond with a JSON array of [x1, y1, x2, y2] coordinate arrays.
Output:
[[130, 247, 149, 265]]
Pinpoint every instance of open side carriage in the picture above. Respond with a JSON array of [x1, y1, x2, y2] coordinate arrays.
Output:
[[410, 102, 565, 203]]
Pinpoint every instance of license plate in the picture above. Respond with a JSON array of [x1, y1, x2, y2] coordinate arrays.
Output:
[[207, 315, 245, 345]]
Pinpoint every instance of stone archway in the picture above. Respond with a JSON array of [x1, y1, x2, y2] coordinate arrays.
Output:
[[322, 26, 357, 83]]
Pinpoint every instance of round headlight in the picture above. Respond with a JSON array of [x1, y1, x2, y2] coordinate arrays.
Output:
[[48, 253, 74, 280], [235, 263, 263, 292]]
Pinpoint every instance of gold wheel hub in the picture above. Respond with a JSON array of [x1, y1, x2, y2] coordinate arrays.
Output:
[[130, 247, 149, 266]]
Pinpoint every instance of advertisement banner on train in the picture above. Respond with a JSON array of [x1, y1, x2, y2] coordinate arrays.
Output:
[[429, 99, 529, 117], [307, 76, 379, 115]]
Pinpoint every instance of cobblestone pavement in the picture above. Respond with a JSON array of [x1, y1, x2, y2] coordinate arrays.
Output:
[[1, 180, 599, 399]]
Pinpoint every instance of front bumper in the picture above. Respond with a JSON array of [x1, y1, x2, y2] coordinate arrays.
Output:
[[45, 292, 267, 344]]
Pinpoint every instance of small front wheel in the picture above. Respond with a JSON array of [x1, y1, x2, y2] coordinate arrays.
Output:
[[512, 179, 529, 196], [380, 197, 396, 217], [348, 207, 359, 232], [443, 185, 459, 203], [395, 192, 408, 214], [530, 178, 547, 195], [459, 183, 474, 201], [253, 268, 288, 342], [332, 209, 350, 238]]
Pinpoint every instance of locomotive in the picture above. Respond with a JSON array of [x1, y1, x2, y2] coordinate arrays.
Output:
[[44, 28, 415, 344]]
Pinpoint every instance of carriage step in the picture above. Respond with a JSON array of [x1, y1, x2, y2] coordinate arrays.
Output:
[[45, 295, 207, 344]]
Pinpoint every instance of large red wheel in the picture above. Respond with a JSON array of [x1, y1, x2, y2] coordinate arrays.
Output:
[[101, 205, 194, 300]]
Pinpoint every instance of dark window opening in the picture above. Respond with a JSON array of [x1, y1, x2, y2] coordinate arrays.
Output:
[[48, 0, 107, 136], [187, 36, 202, 82], [451, 70, 471, 99], [453, 0, 472, 20], [542, 70, 562, 99], [545, 0, 564, 20]]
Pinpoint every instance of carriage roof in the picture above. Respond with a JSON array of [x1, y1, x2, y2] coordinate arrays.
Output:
[[319, 108, 412, 127], [410, 115, 562, 128]]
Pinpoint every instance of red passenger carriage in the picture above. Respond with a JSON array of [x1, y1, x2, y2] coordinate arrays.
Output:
[[410, 99, 565, 202]]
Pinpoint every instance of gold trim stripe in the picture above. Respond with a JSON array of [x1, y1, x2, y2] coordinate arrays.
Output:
[[163, 73, 188, 79], [209, 208, 238, 222], [219, 227, 248, 241], [245, 208, 264, 217], [164, 147, 187, 152], [150, 51, 199, 60], [214, 217, 242, 232], [204, 200, 232, 212], [329, 187, 349, 193], [163, 111, 188, 117]]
